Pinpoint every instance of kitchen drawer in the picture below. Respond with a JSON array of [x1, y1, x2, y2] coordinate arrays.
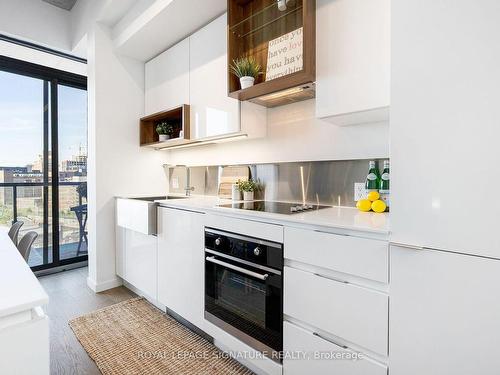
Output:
[[283, 322, 387, 375], [284, 227, 388, 283], [206, 214, 283, 243], [284, 266, 388, 356]]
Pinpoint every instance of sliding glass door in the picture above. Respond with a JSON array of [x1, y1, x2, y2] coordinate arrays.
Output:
[[0, 56, 87, 271], [0, 69, 49, 267], [58, 84, 88, 261]]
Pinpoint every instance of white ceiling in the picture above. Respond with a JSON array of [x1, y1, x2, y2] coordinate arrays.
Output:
[[98, 0, 137, 29], [42, 0, 77, 11], [112, 0, 227, 62]]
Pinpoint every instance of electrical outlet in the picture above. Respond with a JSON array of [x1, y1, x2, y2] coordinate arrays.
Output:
[[354, 183, 367, 202], [172, 177, 179, 189]]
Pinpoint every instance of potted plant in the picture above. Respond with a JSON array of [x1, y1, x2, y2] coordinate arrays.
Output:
[[156, 121, 174, 141], [230, 56, 263, 90], [236, 179, 260, 201]]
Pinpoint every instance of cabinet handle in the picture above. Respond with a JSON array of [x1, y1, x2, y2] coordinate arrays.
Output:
[[313, 229, 349, 237], [389, 241, 424, 250], [313, 273, 349, 284], [206, 256, 269, 281], [313, 332, 348, 349]]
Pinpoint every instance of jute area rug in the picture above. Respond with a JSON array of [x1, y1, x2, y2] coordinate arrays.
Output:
[[69, 297, 254, 375]]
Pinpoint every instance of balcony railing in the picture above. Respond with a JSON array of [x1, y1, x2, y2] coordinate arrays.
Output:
[[0, 181, 87, 267]]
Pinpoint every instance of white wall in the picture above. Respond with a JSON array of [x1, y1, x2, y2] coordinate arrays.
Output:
[[86, 24, 168, 291], [164, 99, 389, 166], [69, 0, 137, 57], [0, 0, 71, 51], [70, 0, 107, 55]]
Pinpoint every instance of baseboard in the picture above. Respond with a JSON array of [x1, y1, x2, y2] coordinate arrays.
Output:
[[166, 307, 213, 343], [121, 280, 165, 310], [87, 276, 123, 293]]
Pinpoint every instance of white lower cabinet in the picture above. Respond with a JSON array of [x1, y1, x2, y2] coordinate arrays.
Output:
[[284, 266, 388, 356], [284, 227, 388, 283], [157, 207, 205, 329], [390, 245, 500, 375], [115, 225, 158, 300], [284, 322, 387, 375]]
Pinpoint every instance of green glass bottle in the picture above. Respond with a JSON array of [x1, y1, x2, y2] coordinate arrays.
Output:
[[380, 160, 390, 211], [365, 160, 381, 193]]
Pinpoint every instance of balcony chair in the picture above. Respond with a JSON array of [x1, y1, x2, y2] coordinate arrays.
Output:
[[17, 231, 38, 263], [8, 221, 24, 246]]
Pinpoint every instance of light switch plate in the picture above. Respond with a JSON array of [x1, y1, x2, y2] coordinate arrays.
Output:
[[354, 183, 367, 202]]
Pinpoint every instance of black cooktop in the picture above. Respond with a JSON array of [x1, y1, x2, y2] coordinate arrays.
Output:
[[217, 201, 331, 215]]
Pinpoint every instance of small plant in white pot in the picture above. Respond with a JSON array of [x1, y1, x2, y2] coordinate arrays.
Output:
[[156, 122, 174, 141], [237, 179, 260, 201], [230, 56, 262, 90]]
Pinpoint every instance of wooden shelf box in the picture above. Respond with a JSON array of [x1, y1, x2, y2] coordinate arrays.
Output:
[[139, 105, 190, 148], [227, 0, 316, 107]]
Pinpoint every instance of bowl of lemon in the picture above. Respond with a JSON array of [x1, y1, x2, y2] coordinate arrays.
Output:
[[356, 191, 387, 213]]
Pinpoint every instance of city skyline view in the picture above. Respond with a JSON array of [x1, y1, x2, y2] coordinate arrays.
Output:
[[0, 70, 87, 167]]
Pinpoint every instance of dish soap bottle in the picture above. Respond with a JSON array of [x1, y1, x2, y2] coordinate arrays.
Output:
[[365, 160, 381, 193], [379, 160, 390, 211]]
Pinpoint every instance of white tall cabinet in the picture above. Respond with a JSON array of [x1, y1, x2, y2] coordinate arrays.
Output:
[[391, 0, 500, 258], [189, 13, 240, 139], [390, 1, 500, 374], [157, 207, 206, 329]]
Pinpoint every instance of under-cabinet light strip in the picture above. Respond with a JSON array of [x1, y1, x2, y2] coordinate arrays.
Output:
[[158, 134, 248, 150]]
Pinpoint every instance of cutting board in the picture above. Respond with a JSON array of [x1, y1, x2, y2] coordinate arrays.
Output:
[[218, 166, 250, 199]]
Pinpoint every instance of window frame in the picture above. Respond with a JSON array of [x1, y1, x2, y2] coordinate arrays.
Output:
[[0, 55, 88, 272]]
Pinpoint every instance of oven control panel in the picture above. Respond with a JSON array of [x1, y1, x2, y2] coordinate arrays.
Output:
[[205, 228, 283, 271]]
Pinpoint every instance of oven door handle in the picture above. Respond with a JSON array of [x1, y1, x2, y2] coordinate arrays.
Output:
[[206, 256, 269, 281]]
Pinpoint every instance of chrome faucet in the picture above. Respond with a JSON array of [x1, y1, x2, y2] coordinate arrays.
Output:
[[184, 167, 195, 196], [185, 186, 195, 196]]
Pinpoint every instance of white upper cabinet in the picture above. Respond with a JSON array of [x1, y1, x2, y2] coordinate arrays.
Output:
[[189, 14, 240, 139], [145, 38, 190, 114], [391, 0, 500, 258], [316, 0, 390, 125]]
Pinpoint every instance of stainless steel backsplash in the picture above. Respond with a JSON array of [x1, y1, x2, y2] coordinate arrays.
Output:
[[165, 159, 387, 207]]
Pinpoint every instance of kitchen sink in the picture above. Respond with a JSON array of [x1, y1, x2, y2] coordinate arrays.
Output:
[[130, 195, 187, 202], [117, 195, 187, 235]]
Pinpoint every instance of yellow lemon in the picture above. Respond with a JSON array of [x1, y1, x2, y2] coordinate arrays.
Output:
[[371, 199, 387, 213], [356, 199, 372, 212], [367, 191, 380, 202]]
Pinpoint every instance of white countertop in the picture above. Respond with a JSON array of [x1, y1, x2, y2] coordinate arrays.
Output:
[[0, 229, 49, 318], [154, 195, 390, 237]]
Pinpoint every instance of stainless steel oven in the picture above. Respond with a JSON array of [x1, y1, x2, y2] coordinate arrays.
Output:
[[204, 228, 283, 358]]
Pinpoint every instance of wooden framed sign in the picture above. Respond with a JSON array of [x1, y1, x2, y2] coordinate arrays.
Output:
[[265, 27, 304, 81]]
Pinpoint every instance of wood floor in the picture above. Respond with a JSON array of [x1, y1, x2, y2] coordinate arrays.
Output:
[[38, 267, 135, 375]]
